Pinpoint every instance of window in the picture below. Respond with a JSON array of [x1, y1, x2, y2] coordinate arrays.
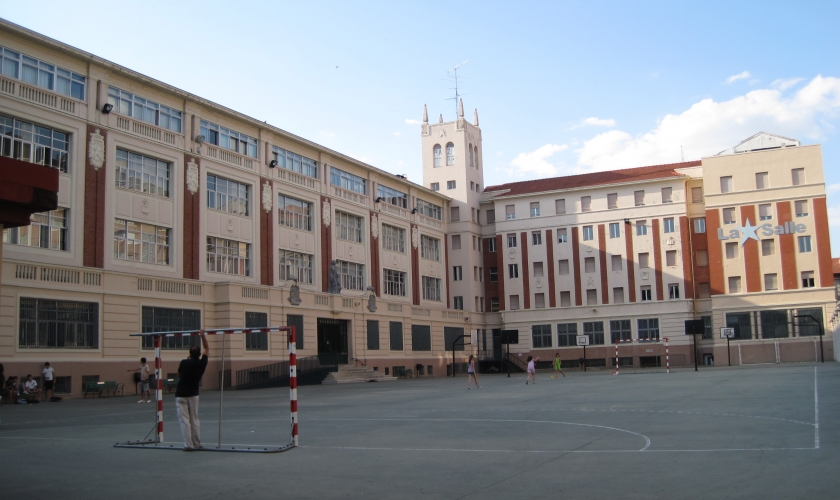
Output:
[[720, 176, 733, 193], [586, 289, 597, 305], [701, 316, 713, 340], [453, 266, 463, 281], [486, 209, 496, 223], [663, 217, 675, 233], [666, 250, 676, 267], [0, 114, 69, 172], [613, 287, 625, 303], [207, 174, 249, 216], [509, 264, 519, 279], [389, 321, 403, 351], [698, 282, 711, 298], [761, 310, 789, 339], [557, 228, 568, 243], [609, 223, 620, 239], [639, 253, 650, 269], [19, 298, 98, 349], [207, 237, 250, 276], [278, 250, 313, 284], [725, 242, 738, 259], [636, 221, 647, 236], [453, 296, 463, 310], [761, 239, 775, 256], [611, 255, 623, 271], [469, 147, 474, 167], [433, 144, 442, 167], [277, 194, 312, 231], [795, 200, 808, 217], [694, 218, 706, 233], [557, 323, 577, 346], [507, 234, 517, 248], [420, 235, 441, 261], [416, 199, 442, 220], [555, 199, 566, 214], [722, 208, 735, 225], [634, 190, 645, 206], [445, 142, 455, 165], [560, 291, 571, 307], [610, 320, 631, 343], [330, 167, 366, 195], [377, 185, 407, 208], [108, 86, 182, 132], [412, 325, 432, 351], [582, 321, 605, 345], [505, 204, 516, 220], [0, 47, 86, 99], [802, 271, 815, 288], [581, 196, 591, 212], [607, 193, 618, 209], [200, 120, 257, 158], [791, 168, 805, 186], [759, 204, 772, 221], [583, 226, 594, 241], [381, 224, 405, 253], [114, 149, 172, 198], [422, 276, 441, 301], [245, 312, 268, 351], [728, 276, 742, 293], [509, 295, 520, 310], [447, 180, 456, 190], [532, 325, 552, 348], [489, 267, 498, 282], [640, 286, 652, 301], [487, 238, 496, 252], [696, 250, 708, 266], [336, 211, 364, 243], [113, 219, 170, 265], [585, 257, 595, 273], [450, 206, 460, 222], [668, 283, 680, 299], [535, 293, 546, 309], [691, 186, 703, 203], [558, 259, 570, 275], [430, 182, 439, 191], [764, 273, 778, 291], [755, 172, 768, 190], [532, 231, 542, 245], [4, 208, 68, 251], [383, 269, 406, 296], [638, 318, 660, 340], [272, 146, 317, 178], [530, 202, 540, 217], [534, 262, 544, 277], [798, 235, 811, 253], [337, 260, 365, 290], [141, 306, 200, 350], [367, 320, 380, 350], [726, 312, 752, 340], [661, 187, 672, 203], [490, 298, 500, 312]]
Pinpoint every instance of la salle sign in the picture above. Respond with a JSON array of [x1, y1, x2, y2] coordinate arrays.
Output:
[[717, 218, 806, 246]]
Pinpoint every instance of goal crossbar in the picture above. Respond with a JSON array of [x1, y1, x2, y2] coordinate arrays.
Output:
[[114, 326, 298, 453]]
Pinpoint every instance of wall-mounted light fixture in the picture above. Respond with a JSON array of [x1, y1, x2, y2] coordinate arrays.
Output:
[[269, 160, 278, 168], [624, 218, 630, 224], [411, 208, 418, 214], [101, 103, 113, 114], [375, 197, 384, 203], [195, 135, 206, 144]]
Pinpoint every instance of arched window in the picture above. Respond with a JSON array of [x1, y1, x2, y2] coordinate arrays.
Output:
[[446, 143, 455, 166], [469, 144, 473, 167], [474, 145, 479, 169], [433, 144, 442, 168]]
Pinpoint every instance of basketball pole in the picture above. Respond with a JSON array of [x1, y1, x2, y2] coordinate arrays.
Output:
[[218, 332, 226, 448]]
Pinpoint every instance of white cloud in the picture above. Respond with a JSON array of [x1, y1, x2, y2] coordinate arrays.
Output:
[[573, 117, 616, 128], [772, 78, 804, 91], [405, 119, 422, 125], [319, 131, 335, 138], [393, 132, 401, 136], [508, 144, 568, 177], [827, 183, 840, 193], [573, 75, 840, 173], [726, 71, 751, 84]]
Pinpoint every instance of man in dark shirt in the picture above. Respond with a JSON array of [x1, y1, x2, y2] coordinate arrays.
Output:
[[176, 330, 209, 451]]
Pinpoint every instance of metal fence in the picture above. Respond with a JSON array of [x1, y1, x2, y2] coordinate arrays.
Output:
[[232, 354, 338, 390]]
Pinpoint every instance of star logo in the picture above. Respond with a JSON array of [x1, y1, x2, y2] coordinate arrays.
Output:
[[739, 218, 760, 246]]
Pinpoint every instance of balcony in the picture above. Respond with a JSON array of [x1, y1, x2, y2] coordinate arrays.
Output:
[[109, 114, 185, 149], [0, 75, 87, 119], [204, 144, 256, 170], [379, 202, 408, 219], [416, 214, 442, 229], [276, 167, 319, 191], [332, 185, 369, 207]]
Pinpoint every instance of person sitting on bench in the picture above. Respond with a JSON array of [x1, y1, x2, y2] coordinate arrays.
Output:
[[22, 375, 40, 399], [4, 376, 20, 403]]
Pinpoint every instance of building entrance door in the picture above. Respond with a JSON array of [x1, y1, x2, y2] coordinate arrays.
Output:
[[317, 318, 348, 365], [492, 329, 503, 361]]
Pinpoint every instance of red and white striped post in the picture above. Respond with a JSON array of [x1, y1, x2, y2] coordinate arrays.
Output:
[[613, 342, 620, 375], [154, 335, 163, 443], [289, 326, 298, 447], [664, 337, 670, 373]]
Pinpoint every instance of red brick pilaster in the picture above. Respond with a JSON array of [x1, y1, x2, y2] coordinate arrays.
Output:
[[83, 125, 107, 268], [679, 216, 695, 299], [598, 224, 609, 305], [741, 205, 761, 293], [411, 224, 420, 305], [706, 209, 725, 295], [370, 211, 381, 297], [624, 221, 636, 302], [321, 196, 333, 292], [572, 227, 582, 306], [520, 231, 530, 309], [652, 219, 663, 301], [545, 229, 556, 308], [182, 155, 201, 280], [813, 197, 834, 288], [260, 179, 274, 286], [496, 235, 505, 311], [777, 201, 798, 290]]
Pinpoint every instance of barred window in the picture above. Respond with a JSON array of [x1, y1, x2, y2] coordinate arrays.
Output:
[[200, 119, 257, 158], [19, 298, 98, 349], [336, 211, 363, 243], [422, 276, 441, 301], [420, 235, 441, 261], [381, 224, 405, 253], [416, 199, 442, 220], [278, 250, 313, 284], [330, 166, 367, 194], [610, 319, 632, 343], [141, 306, 201, 350], [3, 208, 67, 251], [532, 324, 552, 348], [582, 321, 605, 345], [638, 318, 660, 340], [383, 269, 406, 297], [114, 219, 170, 265], [556, 323, 577, 346], [272, 146, 317, 178], [338, 260, 365, 290], [377, 184, 408, 208], [0, 114, 69, 172], [0, 46, 85, 99], [108, 86, 182, 132], [207, 174, 250, 216], [277, 194, 312, 231], [446, 142, 455, 165], [245, 311, 268, 351], [115, 149, 171, 197], [206, 237, 250, 276]]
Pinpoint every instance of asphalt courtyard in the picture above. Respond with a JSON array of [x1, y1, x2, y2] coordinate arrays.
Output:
[[1, 363, 837, 500]]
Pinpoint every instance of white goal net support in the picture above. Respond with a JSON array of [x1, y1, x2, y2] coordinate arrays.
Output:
[[612, 337, 672, 375], [114, 326, 298, 453]]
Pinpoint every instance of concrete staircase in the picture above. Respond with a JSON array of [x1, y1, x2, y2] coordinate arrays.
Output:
[[322, 365, 398, 384]]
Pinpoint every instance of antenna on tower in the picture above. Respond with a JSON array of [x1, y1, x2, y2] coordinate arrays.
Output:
[[446, 60, 468, 117]]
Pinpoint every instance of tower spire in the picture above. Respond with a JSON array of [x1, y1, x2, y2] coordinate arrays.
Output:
[[458, 98, 464, 118], [473, 108, 479, 126], [439, 114, 443, 124], [423, 104, 428, 123]]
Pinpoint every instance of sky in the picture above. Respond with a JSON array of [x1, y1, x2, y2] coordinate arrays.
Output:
[[3, 0, 839, 254]]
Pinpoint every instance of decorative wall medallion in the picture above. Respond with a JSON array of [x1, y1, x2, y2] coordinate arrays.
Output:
[[667, 237, 675, 246], [586, 277, 595, 287], [322, 200, 331, 227], [641, 271, 649, 280], [367, 286, 377, 312], [536, 280, 543, 289], [438, 129, 446, 138], [349, 246, 354, 258], [227, 219, 234, 232], [392, 255, 398, 266], [294, 234, 300, 247], [411, 227, 419, 249], [457, 117, 465, 129], [371, 214, 379, 239], [186, 159, 199, 195], [261, 181, 273, 213], [421, 123, 429, 136], [141, 200, 149, 214], [508, 249, 516, 259], [88, 129, 105, 170], [288, 282, 301, 306]]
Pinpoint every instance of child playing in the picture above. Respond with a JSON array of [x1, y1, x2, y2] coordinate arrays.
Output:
[[551, 353, 565, 379], [526, 356, 539, 385], [466, 354, 481, 389]]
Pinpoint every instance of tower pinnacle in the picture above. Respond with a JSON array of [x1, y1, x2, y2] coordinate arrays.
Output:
[[423, 104, 428, 123], [458, 98, 464, 118], [473, 108, 479, 127]]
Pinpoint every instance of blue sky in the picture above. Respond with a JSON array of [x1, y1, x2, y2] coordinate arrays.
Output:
[[4, 1, 839, 254]]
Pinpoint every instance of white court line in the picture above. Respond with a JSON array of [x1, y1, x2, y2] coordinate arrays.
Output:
[[815, 366, 820, 449], [300, 445, 817, 454]]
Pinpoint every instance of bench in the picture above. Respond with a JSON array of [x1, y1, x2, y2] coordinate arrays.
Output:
[[83, 381, 124, 398], [163, 379, 179, 393]]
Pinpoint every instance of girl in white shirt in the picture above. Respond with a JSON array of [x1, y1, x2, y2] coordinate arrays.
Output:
[[526, 356, 539, 385]]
